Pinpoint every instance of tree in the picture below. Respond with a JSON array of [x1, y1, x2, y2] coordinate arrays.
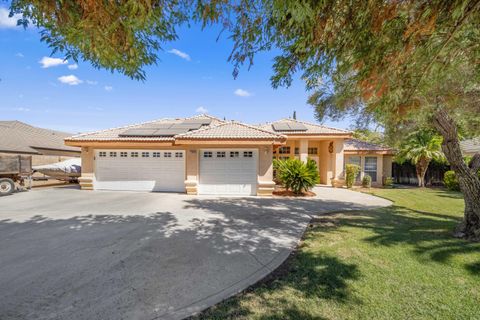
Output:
[[396, 130, 444, 187], [292, 110, 296, 120], [352, 128, 385, 146]]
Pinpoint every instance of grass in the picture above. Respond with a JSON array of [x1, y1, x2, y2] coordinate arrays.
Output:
[[192, 188, 480, 319]]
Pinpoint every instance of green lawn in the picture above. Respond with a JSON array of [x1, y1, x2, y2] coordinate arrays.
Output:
[[193, 188, 480, 320]]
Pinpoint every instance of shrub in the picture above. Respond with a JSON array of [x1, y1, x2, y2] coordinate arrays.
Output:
[[444, 170, 460, 191], [383, 176, 394, 188], [273, 158, 320, 194], [362, 174, 372, 188], [345, 164, 360, 188]]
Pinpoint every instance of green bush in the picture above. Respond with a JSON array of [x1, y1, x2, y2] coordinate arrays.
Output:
[[345, 164, 360, 188], [273, 158, 320, 194], [444, 170, 460, 191], [383, 176, 394, 187], [362, 174, 372, 188]]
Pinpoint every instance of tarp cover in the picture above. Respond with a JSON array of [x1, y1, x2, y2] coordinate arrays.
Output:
[[33, 158, 81, 178]]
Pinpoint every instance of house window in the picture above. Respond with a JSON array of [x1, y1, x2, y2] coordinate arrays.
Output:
[[153, 152, 161, 157], [308, 148, 318, 155], [142, 152, 150, 158], [243, 151, 253, 158], [279, 156, 289, 160], [278, 146, 290, 154], [120, 152, 128, 157], [347, 156, 361, 181], [109, 152, 117, 157], [217, 151, 226, 158], [230, 151, 240, 158], [203, 151, 212, 158], [175, 152, 183, 158], [164, 152, 172, 158], [131, 152, 139, 158], [99, 151, 106, 157], [294, 147, 299, 155], [364, 157, 377, 182]]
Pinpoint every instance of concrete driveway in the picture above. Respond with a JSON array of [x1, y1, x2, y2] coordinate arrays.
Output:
[[0, 186, 390, 320]]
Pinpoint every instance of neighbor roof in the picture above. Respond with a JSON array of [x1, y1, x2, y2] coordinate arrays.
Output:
[[344, 139, 394, 154], [175, 121, 287, 141], [65, 114, 225, 142], [460, 138, 480, 155], [0, 121, 79, 154], [258, 118, 352, 136]]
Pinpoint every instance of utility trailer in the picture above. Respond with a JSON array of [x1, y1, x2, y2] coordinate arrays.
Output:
[[0, 155, 32, 196]]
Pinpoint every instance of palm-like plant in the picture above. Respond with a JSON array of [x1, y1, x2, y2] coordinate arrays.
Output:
[[274, 158, 319, 194], [396, 130, 445, 187]]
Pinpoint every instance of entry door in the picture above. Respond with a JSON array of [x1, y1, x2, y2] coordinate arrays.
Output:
[[198, 149, 257, 195], [94, 150, 185, 192]]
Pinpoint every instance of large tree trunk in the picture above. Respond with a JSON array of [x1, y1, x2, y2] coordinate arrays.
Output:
[[415, 157, 430, 187], [433, 109, 480, 240]]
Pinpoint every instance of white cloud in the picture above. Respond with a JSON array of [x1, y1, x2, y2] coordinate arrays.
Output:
[[67, 63, 78, 70], [15, 52, 24, 58], [39, 56, 68, 68], [104, 85, 113, 91], [58, 75, 83, 86], [85, 80, 98, 85], [0, 8, 21, 28], [234, 88, 252, 97], [196, 106, 208, 114], [167, 49, 191, 61]]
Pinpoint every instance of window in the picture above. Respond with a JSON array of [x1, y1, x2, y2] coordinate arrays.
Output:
[[243, 151, 253, 158], [364, 157, 377, 182], [347, 156, 361, 181], [175, 152, 183, 158], [99, 151, 106, 157], [153, 152, 161, 158], [120, 152, 128, 157], [164, 152, 172, 158], [294, 147, 299, 155], [278, 146, 290, 154], [109, 152, 117, 157], [142, 152, 150, 158], [203, 151, 212, 158], [216, 151, 226, 158], [131, 152, 139, 158], [279, 156, 289, 160], [230, 151, 239, 158], [308, 148, 318, 155]]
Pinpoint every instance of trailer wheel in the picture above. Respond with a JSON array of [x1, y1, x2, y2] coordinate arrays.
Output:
[[0, 178, 15, 196]]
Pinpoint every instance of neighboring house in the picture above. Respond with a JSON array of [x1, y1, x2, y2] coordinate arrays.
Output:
[[0, 121, 80, 166], [65, 115, 393, 195], [460, 137, 480, 156]]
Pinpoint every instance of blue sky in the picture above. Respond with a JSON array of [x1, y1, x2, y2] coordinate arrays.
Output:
[[0, 6, 351, 134]]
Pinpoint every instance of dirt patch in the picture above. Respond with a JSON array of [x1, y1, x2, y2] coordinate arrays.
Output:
[[273, 187, 316, 197]]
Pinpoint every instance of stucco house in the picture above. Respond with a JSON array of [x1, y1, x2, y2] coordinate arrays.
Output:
[[65, 115, 393, 195]]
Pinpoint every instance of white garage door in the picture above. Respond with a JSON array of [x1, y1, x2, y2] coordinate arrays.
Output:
[[199, 149, 257, 195], [94, 150, 185, 192]]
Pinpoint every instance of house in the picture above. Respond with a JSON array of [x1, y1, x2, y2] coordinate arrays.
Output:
[[0, 121, 80, 166], [460, 137, 480, 156], [65, 115, 393, 195]]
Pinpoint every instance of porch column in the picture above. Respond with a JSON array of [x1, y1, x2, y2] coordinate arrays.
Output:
[[333, 139, 345, 179], [299, 139, 308, 162], [185, 148, 198, 195], [257, 145, 275, 196], [78, 147, 94, 190]]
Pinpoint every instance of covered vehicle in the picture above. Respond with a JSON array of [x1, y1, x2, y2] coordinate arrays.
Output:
[[33, 158, 81, 182]]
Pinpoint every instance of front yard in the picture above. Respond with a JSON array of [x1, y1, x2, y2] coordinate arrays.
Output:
[[193, 188, 480, 319]]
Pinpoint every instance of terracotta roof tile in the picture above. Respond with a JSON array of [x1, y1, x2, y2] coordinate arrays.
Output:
[[175, 121, 286, 140], [344, 139, 394, 152], [258, 118, 352, 135]]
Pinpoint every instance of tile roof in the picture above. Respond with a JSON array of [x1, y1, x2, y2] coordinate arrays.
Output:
[[175, 121, 286, 140], [258, 118, 352, 135], [344, 139, 394, 152], [0, 121, 79, 154], [460, 137, 480, 155], [66, 114, 225, 142]]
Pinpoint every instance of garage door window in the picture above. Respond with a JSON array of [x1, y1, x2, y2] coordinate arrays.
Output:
[[244, 151, 253, 158], [109, 152, 117, 157], [153, 152, 161, 157], [164, 152, 172, 158], [142, 152, 149, 157], [216, 151, 226, 158], [120, 152, 128, 157], [99, 151, 106, 157], [131, 152, 138, 157], [230, 151, 239, 158], [203, 151, 212, 158], [175, 152, 183, 158]]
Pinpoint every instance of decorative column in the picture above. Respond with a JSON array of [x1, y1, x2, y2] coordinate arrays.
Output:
[[299, 139, 308, 162], [78, 147, 94, 190], [257, 145, 275, 196], [185, 148, 198, 195]]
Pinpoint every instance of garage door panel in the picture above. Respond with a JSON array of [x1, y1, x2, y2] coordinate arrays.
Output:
[[198, 149, 257, 195], [94, 150, 185, 192]]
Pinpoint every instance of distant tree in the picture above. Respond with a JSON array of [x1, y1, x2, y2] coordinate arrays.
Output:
[[396, 130, 445, 187], [292, 111, 296, 120]]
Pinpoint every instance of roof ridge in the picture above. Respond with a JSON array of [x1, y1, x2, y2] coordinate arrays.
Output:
[[174, 120, 286, 138], [345, 138, 393, 150], [280, 118, 352, 133]]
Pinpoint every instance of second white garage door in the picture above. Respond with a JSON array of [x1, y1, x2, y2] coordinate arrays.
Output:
[[94, 150, 185, 192], [198, 149, 257, 195]]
